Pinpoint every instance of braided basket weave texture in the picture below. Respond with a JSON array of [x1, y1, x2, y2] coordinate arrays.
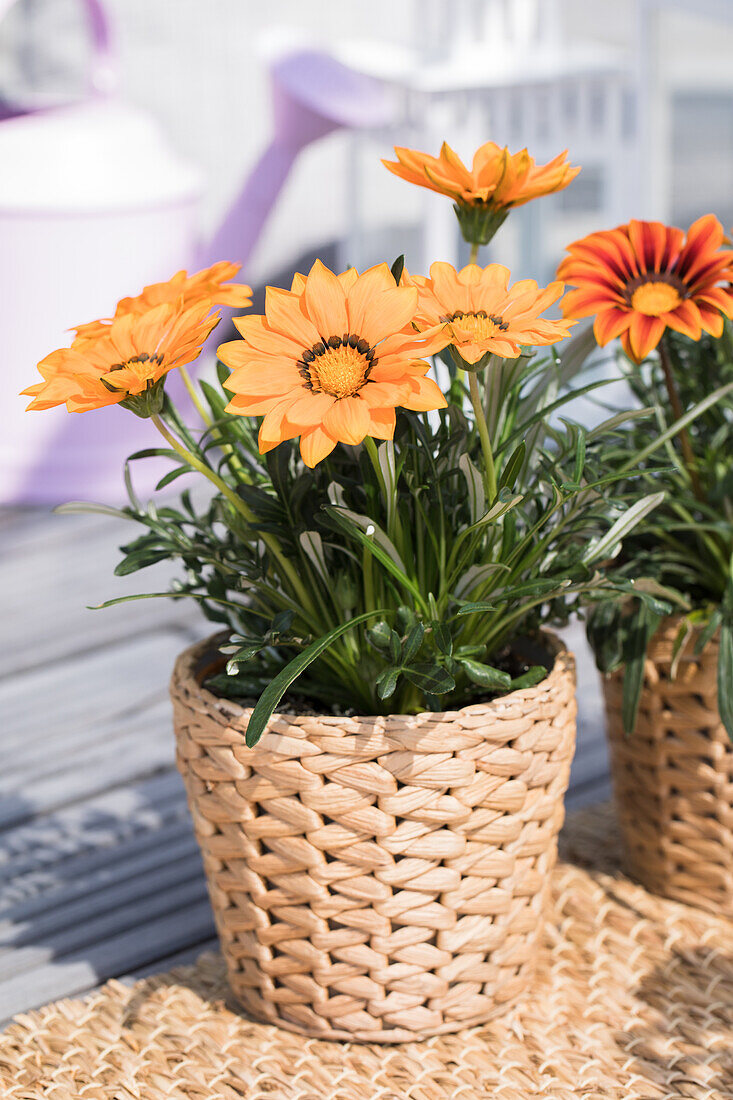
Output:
[[171, 633, 576, 1042], [604, 616, 733, 915], [5, 806, 733, 1098]]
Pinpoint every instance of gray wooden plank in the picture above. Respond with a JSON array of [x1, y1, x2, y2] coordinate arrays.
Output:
[[0, 875, 210, 981], [0, 513, 200, 677], [0, 899, 216, 1023], [0, 771, 187, 886], [1, 630, 186, 755], [0, 826, 200, 930], [0, 704, 177, 828]]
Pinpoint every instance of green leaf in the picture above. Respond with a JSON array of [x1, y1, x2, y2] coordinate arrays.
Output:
[[402, 664, 455, 694], [718, 619, 733, 740], [390, 254, 405, 284], [271, 609, 295, 635], [572, 428, 587, 485], [582, 493, 665, 565], [54, 501, 134, 520], [509, 666, 547, 690], [618, 378, 733, 473], [621, 603, 661, 736], [244, 609, 388, 747], [459, 659, 511, 690], [498, 441, 526, 493], [114, 549, 171, 576], [457, 601, 496, 616], [459, 454, 485, 524], [433, 623, 453, 655], [367, 621, 392, 649], [155, 466, 191, 491], [388, 629, 402, 664], [376, 666, 400, 700], [403, 622, 425, 663], [226, 645, 263, 674]]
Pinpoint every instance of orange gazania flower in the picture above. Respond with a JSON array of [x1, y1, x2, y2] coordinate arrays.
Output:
[[406, 262, 573, 365], [558, 215, 733, 363], [383, 142, 580, 244], [23, 301, 219, 415], [219, 260, 449, 467], [74, 262, 252, 341]]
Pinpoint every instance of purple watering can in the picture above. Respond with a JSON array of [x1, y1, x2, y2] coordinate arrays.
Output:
[[0, 2, 392, 504]]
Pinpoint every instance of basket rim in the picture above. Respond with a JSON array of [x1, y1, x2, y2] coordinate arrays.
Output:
[[170, 628, 575, 728]]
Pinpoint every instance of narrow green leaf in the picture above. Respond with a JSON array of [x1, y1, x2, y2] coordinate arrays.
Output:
[[54, 501, 134, 520], [390, 254, 405, 284], [244, 609, 388, 747], [114, 549, 170, 576], [459, 454, 485, 524], [498, 441, 526, 493], [582, 493, 665, 565], [155, 466, 191, 491], [457, 601, 496, 616], [717, 619, 733, 740], [572, 428, 586, 485], [621, 604, 660, 735]]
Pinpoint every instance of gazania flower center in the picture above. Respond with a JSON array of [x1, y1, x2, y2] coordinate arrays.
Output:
[[444, 309, 509, 343], [102, 352, 164, 393], [298, 335, 376, 399], [630, 280, 682, 317]]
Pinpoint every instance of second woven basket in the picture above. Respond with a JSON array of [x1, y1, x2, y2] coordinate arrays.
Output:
[[171, 633, 576, 1042], [604, 616, 733, 915]]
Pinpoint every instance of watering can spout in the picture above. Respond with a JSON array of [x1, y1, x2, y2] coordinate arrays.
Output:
[[196, 48, 394, 272]]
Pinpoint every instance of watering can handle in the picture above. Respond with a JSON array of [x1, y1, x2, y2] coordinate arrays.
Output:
[[0, 0, 117, 100]]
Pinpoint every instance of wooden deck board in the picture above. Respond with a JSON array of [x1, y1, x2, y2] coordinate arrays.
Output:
[[0, 507, 611, 1025]]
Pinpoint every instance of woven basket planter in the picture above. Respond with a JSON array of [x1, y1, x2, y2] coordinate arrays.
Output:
[[171, 633, 577, 1043], [604, 616, 733, 915]]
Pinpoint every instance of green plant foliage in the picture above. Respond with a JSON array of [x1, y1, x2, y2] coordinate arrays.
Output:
[[82, 332, 668, 744], [584, 323, 733, 736]]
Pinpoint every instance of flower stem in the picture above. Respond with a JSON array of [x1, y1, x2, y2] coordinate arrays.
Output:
[[469, 242, 480, 265], [658, 339, 704, 501], [179, 365, 212, 427], [469, 370, 498, 501], [150, 412, 318, 617]]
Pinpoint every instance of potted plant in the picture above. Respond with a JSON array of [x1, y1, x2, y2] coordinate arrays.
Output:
[[24, 141, 660, 1042], [559, 215, 733, 914]]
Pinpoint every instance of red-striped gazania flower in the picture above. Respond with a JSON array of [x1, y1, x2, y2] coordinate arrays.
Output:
[[558, 215, 733, 363]]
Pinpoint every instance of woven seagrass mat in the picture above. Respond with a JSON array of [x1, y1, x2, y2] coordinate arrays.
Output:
[[2, 805, 733, 1100]]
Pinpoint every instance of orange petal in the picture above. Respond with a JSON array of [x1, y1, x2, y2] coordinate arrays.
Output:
[[323, 395, 370, 445], [234, 315, 304, 357], [265, 287, 320, 349], [281, 389, 336, 429], [402, 375, 448, 411], [628, 312, 665, 362], [593, 307, 632, 345], [366, 406, 396, 440], [259, 398, 300, 446], [304, 260, 348, 336], [226, 394, 283, 416], [696, 302, 725, 338], [300, 426, 337, 467], [347, 264, 398, 335], [663, 299, 701, 340]]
